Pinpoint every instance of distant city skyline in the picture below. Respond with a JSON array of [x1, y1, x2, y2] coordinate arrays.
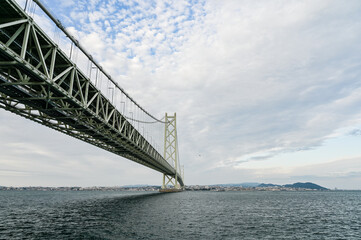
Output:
[[1, 0, 361, 189]]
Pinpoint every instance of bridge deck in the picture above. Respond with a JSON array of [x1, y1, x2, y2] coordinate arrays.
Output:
[[0, 0, 184, 186]]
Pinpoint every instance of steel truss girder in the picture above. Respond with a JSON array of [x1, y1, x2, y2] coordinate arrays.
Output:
[[0, 0, 184, 186]]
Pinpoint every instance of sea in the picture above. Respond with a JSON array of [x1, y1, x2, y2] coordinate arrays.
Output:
[[0, 190, 360, 239]]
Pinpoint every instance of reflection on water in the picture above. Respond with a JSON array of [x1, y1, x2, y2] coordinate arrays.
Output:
[[0, 190, 361, 239]]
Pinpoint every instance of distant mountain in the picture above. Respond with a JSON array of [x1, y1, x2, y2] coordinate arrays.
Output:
[[257, 182, 328, 190], [283, 182, 328, 190], [239, 182, 261, 187], [258, 183, 281, 187], [212, 182, 327, 190]]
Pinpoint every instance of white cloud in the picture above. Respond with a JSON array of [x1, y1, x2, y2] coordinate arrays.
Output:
[[5, 0, 361, 188]]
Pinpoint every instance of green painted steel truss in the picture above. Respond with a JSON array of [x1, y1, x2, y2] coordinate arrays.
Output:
[[0, 0, 184, 186]]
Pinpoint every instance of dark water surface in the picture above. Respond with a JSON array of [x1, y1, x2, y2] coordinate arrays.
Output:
[[0, 190, 360, 239]]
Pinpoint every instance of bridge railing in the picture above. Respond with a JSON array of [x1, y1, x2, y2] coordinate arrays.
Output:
[[16, 0, 166, 158]]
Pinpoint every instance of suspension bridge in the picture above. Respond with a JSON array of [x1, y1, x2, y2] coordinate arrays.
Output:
[[0, 0, 184, 190]]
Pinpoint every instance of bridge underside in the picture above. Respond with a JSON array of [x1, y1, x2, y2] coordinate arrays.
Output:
[[0, 0, 183, 187]]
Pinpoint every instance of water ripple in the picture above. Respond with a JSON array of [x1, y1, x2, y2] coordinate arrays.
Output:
[[0, 191, 360, 239]]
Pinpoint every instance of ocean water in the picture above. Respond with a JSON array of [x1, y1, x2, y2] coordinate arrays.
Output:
[[0, 190, 360, 239]]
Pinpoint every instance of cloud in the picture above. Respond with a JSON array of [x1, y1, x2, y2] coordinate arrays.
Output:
[[349, 129, 361, 136], [5, 0, 361, 188], [200, 156, 361, 189], [266, 156, 361, 189], [0, 110, 161, 187]]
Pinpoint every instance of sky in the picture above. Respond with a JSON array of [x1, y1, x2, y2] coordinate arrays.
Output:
[[1, 0, 361, 189]]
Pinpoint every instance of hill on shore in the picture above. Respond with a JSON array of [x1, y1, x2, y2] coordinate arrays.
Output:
[[258, 182, 328, 190], [213, 182, 328, 190]]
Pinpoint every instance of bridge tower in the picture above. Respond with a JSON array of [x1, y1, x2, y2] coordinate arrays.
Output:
[[162, 113, 183, 191], [0, 0, 184, 189]]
